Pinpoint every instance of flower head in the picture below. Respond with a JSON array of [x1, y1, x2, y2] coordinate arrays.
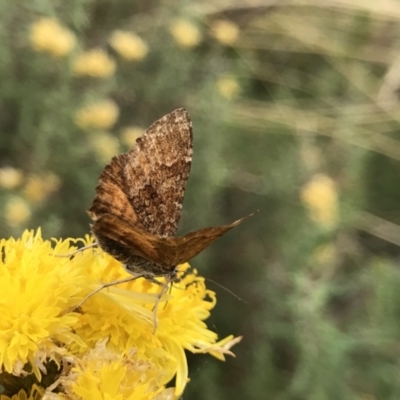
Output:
[[170, 20, 202, 48], [5, 197, 31, 227], [89, 132, 120, 163], [72, 49, 116, 77], [217, 75, 240, 99], [300, 174, 338, 227], [210, 19, 239, 45], [0, 230, 242, 398], [24, 172, 61, 204], [0, 167, 23, 190], [74, 100, 119, 130], [61, 342, 168, 400], [72, 261, 240, 396], [109, 31, 148, 61], [0, 230, 82, 379], [30, 17, 75, 57]]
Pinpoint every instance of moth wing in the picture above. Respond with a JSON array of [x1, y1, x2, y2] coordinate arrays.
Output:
[[88, 109, 192, 238], [92, 213, 254, 268], [88, 154, 141, 227], [170, 213, 254, 265], [91, 214, 177, 266]]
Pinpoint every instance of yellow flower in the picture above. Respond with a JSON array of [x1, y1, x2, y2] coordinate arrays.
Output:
[[0, 230, 241, 398], [210, 20, 239, 45], [73, 262, 241, 396], [0, 230, 82, 380], [5, 197, 31, 227], [170, 20, 201, 48], [24, 172, 61, 204], [74, 100, 119, 130], [217, 75, 240, 99], [0, 167, 23, 189], [30, 17, 75, 57], [89, 132, 120, 163], [72, 49, 116, 77], [62, 342, 167, 400], [300, 174, 338, 227], [120, 126, 143, 147], [109, 31, 148, 61]]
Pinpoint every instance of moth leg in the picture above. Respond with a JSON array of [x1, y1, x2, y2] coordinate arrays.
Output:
[[75, 272, 174, 334], [160, 280, 175, 314], [74, 275, 143, 310], [152, 275, 174, 334], [55, 243, 98, 258]]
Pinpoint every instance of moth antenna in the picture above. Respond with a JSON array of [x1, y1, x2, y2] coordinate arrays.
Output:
[[205, 278, 247, 304]]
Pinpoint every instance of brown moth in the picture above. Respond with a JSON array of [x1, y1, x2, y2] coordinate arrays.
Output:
[[82, 108, 251, 326]]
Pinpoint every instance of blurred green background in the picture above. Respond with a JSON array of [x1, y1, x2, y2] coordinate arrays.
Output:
[[2, 1, 400, 399]]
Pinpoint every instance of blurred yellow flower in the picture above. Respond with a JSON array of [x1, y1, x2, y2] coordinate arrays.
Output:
[[74, 100, 119, 130], [0, 230, 241, 398], [300, 174, 338, 227], [30, 17, 75, 57], [90, 132, 120, 163], [72, 48, 116, 77], [210, 19, 239, 45], [120, 126, 143, 147], [170, 20, 201, 48], [217, 75, 240, 99], [0, 167, 23, 189], [24, 172, 61, 204], [5, 196, 31, 227], [109, 30, 149, 61]]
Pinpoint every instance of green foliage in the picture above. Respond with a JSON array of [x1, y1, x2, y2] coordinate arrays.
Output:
[[2, 1, 400, 399]]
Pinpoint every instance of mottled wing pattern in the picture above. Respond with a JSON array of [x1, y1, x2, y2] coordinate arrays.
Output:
[[88, 108, 192, 237], [88, 153, 140, 227], [92, 213, 253, 268]]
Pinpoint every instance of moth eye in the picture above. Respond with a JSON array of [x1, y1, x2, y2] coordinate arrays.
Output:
[[151, 192, 157, 199]]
